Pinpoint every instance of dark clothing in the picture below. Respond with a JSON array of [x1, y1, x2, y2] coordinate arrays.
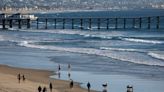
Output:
[[22, 75, 25, 81], [38, 86, 42, 92], [87, 82, 91, 92], [49, 83, 53, 92], [43, 87, 47, 92], [17, 74, 21, 83], [70, 80, 73, 88], [58, 65, 61, 71]]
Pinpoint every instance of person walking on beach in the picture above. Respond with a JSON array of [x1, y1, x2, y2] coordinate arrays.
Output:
[[58, 64, 61, 71], [17, 74, 21, 83], [87, 82, 91, 92], [70, 80, 74, 89], [38, 86, 42, 92], [49, 82, 53, 92], [22, 74, 26, 82], [43, 87, 47, 92], [68, 64, 71, 71]]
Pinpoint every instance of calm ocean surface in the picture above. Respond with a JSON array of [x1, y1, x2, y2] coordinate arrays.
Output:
[[0, 10, 164, 92]]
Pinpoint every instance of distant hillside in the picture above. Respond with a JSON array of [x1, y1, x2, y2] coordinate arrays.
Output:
[[0, 0, 164, 10]]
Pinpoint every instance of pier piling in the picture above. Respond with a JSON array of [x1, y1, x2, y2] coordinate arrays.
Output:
[[2, 19, 6, 29], [45, 18, 48, 29], [89, 18, 92, 30], [54, 19, 56, 29], [80, 19, 83, 29], [37, 18, 39, 29], [98, 18, 100, 30], [124, 18, 126, 29], [27, 19, 30, 29], [115, 18, 118, 29], [63, 19, 65, 29], [156, 16, 160, 29], [148, 17, 151, 29], [72, 19, 74, 29], [9, 19, 13, 28], [139, 18, 142, 29], [18, 19, 21, 29], [107, 18, 109, 29]]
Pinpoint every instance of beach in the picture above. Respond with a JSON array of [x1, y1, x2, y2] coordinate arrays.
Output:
[[0, 65, 96, 92], [0, 10, 164, 92]]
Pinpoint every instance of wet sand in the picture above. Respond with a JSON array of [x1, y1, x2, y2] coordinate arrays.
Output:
[[0, 65, 96, 92]]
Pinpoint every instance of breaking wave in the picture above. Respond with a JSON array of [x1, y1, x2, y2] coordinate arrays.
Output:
[[17, 40, 164, 66], [148, 52, 164, 61], [122, 38, 164, 44]]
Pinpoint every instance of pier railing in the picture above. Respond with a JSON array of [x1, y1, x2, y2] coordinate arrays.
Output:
[[0, 16, 164, 30]]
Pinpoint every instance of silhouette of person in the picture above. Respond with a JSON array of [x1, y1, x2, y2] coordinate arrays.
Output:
[[87, 82, 91, 92], [17, 74, 21, 83], [68, 64, 71, 71], [58, 64, 61, 71], [70, 80, 74, 89], [22, 75, 26, 82], [38, 86, 42, 92], [43, 87, 47, 92], [68, 73, 71, 79], [49, 82, 53, 92]]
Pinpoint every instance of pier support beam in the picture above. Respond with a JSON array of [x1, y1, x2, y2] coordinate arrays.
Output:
[[89, 18, 92, 30], [37, 18, 39, 29], [133, 18, 135, 28], [107, 18, 109, 29], [2, 19, 6, 29], [63, 19, 65, 29], [80, 19, 83, 29], [72, 19, 74, 29], [18, 19, 21, 29], [156, 16, 160, 29], [139, 18, 142, 29], [9, 19, 13, 28], [27, 19, 30, 29], [124, 18, 126, 29], [54, 19, 56, 29], [97, 18, 100, 30], [115, 18, 118, 29], [148, 17, 151, 29], [45, 18, 48, 29]]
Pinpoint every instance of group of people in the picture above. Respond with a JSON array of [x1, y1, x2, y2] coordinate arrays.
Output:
[[38, 82, 53, 92], [57, 64, 72, 79], [17, 73, 26, 83]]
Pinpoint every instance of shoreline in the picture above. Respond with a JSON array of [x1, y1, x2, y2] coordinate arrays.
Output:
[[0, 64, 97, 92]]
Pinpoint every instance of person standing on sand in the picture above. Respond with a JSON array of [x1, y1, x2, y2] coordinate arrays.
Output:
[[17, 74, 21, 83], [22, 74, 26, 82], [68, 64, 71, 71], [43, 87, 47, 92], [38, 86, 42, 92], [70, 80, 74, 89], [49, 82, 53, 92], [87, 82, 91, 92], [58, 64, 61, 71]]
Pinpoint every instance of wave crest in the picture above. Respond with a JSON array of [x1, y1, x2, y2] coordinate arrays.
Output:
[[18, 40, 164, 66]]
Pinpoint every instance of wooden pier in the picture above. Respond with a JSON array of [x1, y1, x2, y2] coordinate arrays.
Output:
[[0, 15, 164, 30]]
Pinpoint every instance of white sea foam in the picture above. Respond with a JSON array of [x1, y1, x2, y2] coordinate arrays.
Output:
[[123, 38, 164, 44], [18, 40, 164, 66], [100, 47, 145, 52], [148, 52, 164, 61]]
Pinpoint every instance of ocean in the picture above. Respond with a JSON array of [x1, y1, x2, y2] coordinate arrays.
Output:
[[0, 9, 164, 92]]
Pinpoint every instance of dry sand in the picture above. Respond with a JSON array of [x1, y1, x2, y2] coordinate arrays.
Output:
[[0, 65, 96, 92]]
